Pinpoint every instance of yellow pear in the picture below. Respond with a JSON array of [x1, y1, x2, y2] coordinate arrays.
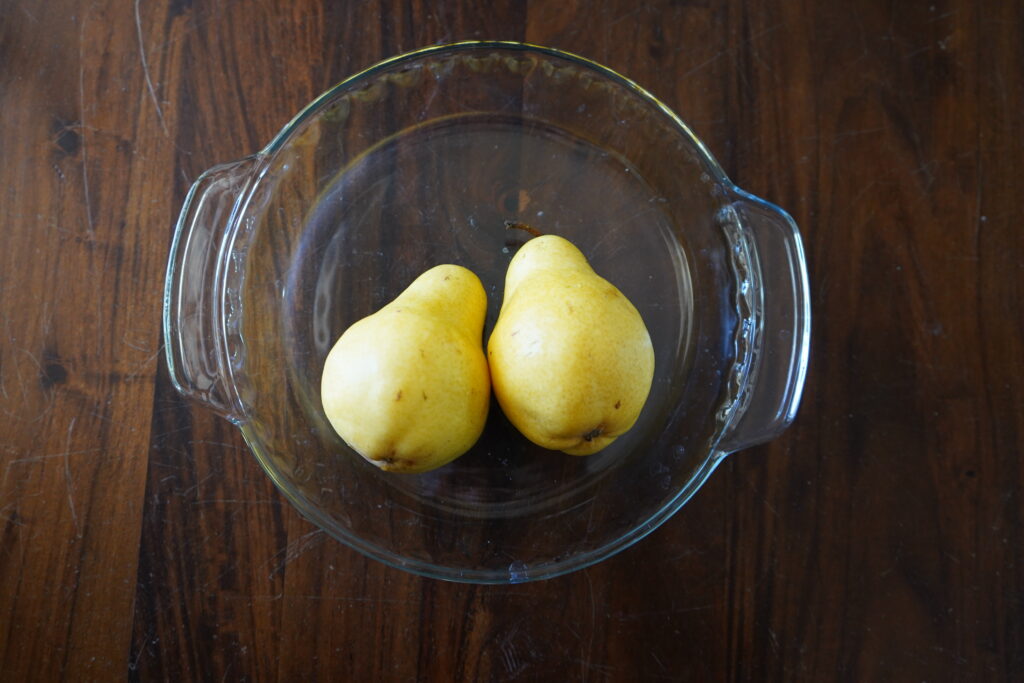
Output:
[[488, 235, 654, 455], [321, 265, 490, 473]]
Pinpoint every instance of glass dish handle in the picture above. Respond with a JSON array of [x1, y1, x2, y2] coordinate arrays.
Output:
[[719, 194, 811, 453], [163, 157, 258, 421]]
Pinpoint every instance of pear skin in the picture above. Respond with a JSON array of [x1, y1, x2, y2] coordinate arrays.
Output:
[[488, 235, 654, 455], [321, 265, 490, 473]]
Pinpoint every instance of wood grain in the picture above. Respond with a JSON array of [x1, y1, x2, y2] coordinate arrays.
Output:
[[1, 0, 1021, 680]]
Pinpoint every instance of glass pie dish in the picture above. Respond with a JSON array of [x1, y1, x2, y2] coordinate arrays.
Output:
[[163, 42, 810, 583]]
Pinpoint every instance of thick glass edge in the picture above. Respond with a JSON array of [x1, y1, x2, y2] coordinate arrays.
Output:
[[162, 171, 208, 399], [724, 187, 812, 447], [243, 421, 727, 585], [258, 41, 734, 189], [162, 158, 267, 419]]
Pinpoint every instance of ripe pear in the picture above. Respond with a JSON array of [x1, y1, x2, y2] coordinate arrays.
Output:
[[321, 265, 490, 473], [488, 235, 654, 455]]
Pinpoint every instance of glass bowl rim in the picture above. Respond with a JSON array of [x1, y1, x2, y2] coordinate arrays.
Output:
[[261, 41, 733, 186]]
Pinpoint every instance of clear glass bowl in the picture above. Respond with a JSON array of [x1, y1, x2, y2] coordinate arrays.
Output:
[[164, 42, 810, 583]]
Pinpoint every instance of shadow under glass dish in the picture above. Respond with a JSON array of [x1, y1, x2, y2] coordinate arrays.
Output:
[[165, 43, 810, 583]]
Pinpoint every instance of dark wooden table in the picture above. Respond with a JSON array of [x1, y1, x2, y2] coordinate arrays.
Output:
[[2, 0, 1021, 680]]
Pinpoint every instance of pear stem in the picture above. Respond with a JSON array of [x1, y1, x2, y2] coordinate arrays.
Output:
[[504, 220, 543, 238]]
